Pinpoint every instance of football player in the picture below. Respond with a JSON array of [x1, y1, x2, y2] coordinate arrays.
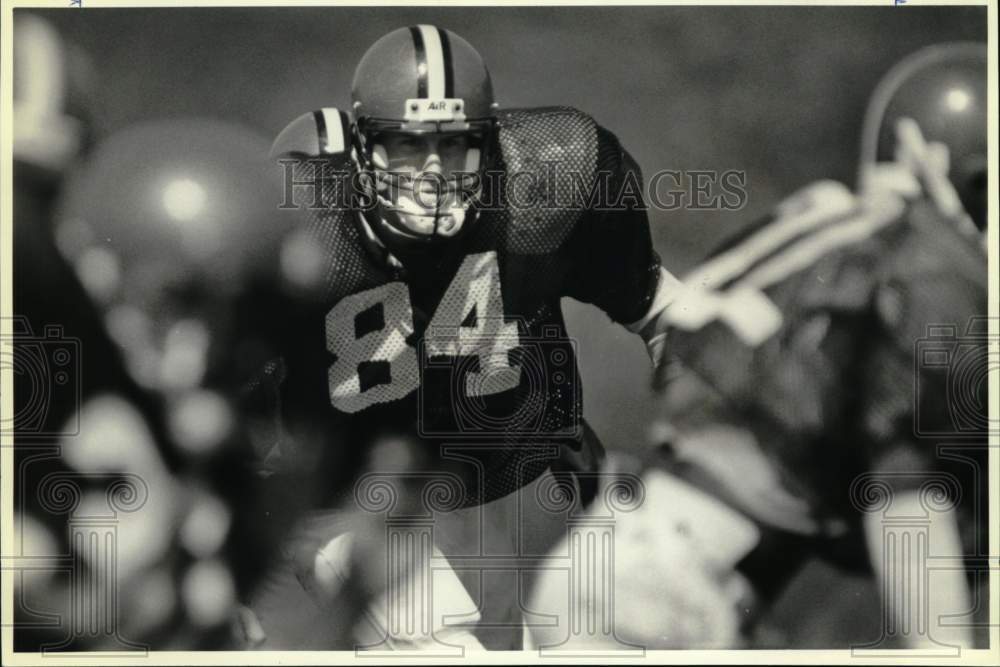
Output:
[[643, 42, 988, 649], [11, 35, 307, 649], [259, 25, 684, 650]]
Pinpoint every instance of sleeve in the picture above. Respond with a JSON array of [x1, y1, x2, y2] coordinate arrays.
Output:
[[564, 125, 663, 326]]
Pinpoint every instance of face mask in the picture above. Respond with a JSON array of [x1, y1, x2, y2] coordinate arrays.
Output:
[[358, 125, 488, 245]]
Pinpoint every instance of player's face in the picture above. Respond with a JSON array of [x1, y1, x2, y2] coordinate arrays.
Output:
[[373, 131, 472, 178], [369, 130, 483, 239]]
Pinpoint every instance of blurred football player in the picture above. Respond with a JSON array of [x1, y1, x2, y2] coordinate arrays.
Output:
[[643, 42, 988, 649], [260, 24, 684, 650], [10, 13, 107, 651], [11, 24, 305, 648], [525, 447, 760, 650], [50, 116, 328, 648]]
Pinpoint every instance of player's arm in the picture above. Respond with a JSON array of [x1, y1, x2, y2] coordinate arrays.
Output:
[[625, 267, 683, 367], [858, 251, 985, 650], [565, 125, 683, 361]]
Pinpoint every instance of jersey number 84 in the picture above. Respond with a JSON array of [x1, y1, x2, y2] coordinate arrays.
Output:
[[326, 251, 522, 413]]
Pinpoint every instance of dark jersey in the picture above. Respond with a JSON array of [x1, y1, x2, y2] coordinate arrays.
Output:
[[271, 107, 661, 506], [660, 179, 988, 546]]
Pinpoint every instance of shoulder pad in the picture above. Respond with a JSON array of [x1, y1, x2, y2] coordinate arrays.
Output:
[[493, 107, 599, 254], [496, 105, 595, 128], [270, 108, 353, 160], [494, 107, 598, 162]]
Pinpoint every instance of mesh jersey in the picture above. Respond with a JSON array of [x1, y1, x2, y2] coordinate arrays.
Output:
[[271, 107, 660, 506], [661, 178, 988, 541]]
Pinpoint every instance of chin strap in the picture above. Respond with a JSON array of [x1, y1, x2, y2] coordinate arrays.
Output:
[[354, 209, 406, 271]]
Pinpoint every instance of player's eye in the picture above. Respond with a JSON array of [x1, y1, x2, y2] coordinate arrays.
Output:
[[374, 133, 421, 153], [439, 135, 467, 151]]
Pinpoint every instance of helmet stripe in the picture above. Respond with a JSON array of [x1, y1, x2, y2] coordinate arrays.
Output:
[[312, 110, 328, 151], [438, 27, 455, 98], [314, 108, 345, 153], [409, 26, 428, 98], [338, 109, 352, 144], [417, 24, 446, 99]]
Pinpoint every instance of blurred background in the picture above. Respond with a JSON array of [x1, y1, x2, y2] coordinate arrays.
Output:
[[28, 3, 987, 648]]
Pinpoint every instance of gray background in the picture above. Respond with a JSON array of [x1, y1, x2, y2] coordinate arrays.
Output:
[[37, 4, 986, 647]]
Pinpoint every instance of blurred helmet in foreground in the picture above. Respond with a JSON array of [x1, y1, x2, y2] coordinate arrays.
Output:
[[859, 43, 987, 233], [54, 118, 287, 393], [24, 118, 307, 649]]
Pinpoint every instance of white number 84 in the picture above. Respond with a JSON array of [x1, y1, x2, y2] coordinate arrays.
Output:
[[325, 252, 521, 413]]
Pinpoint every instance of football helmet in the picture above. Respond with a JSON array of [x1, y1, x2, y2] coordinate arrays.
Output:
[[53, 118, 288, 394], [350, 25, 497, 249], [859, 42, 987, 233]]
